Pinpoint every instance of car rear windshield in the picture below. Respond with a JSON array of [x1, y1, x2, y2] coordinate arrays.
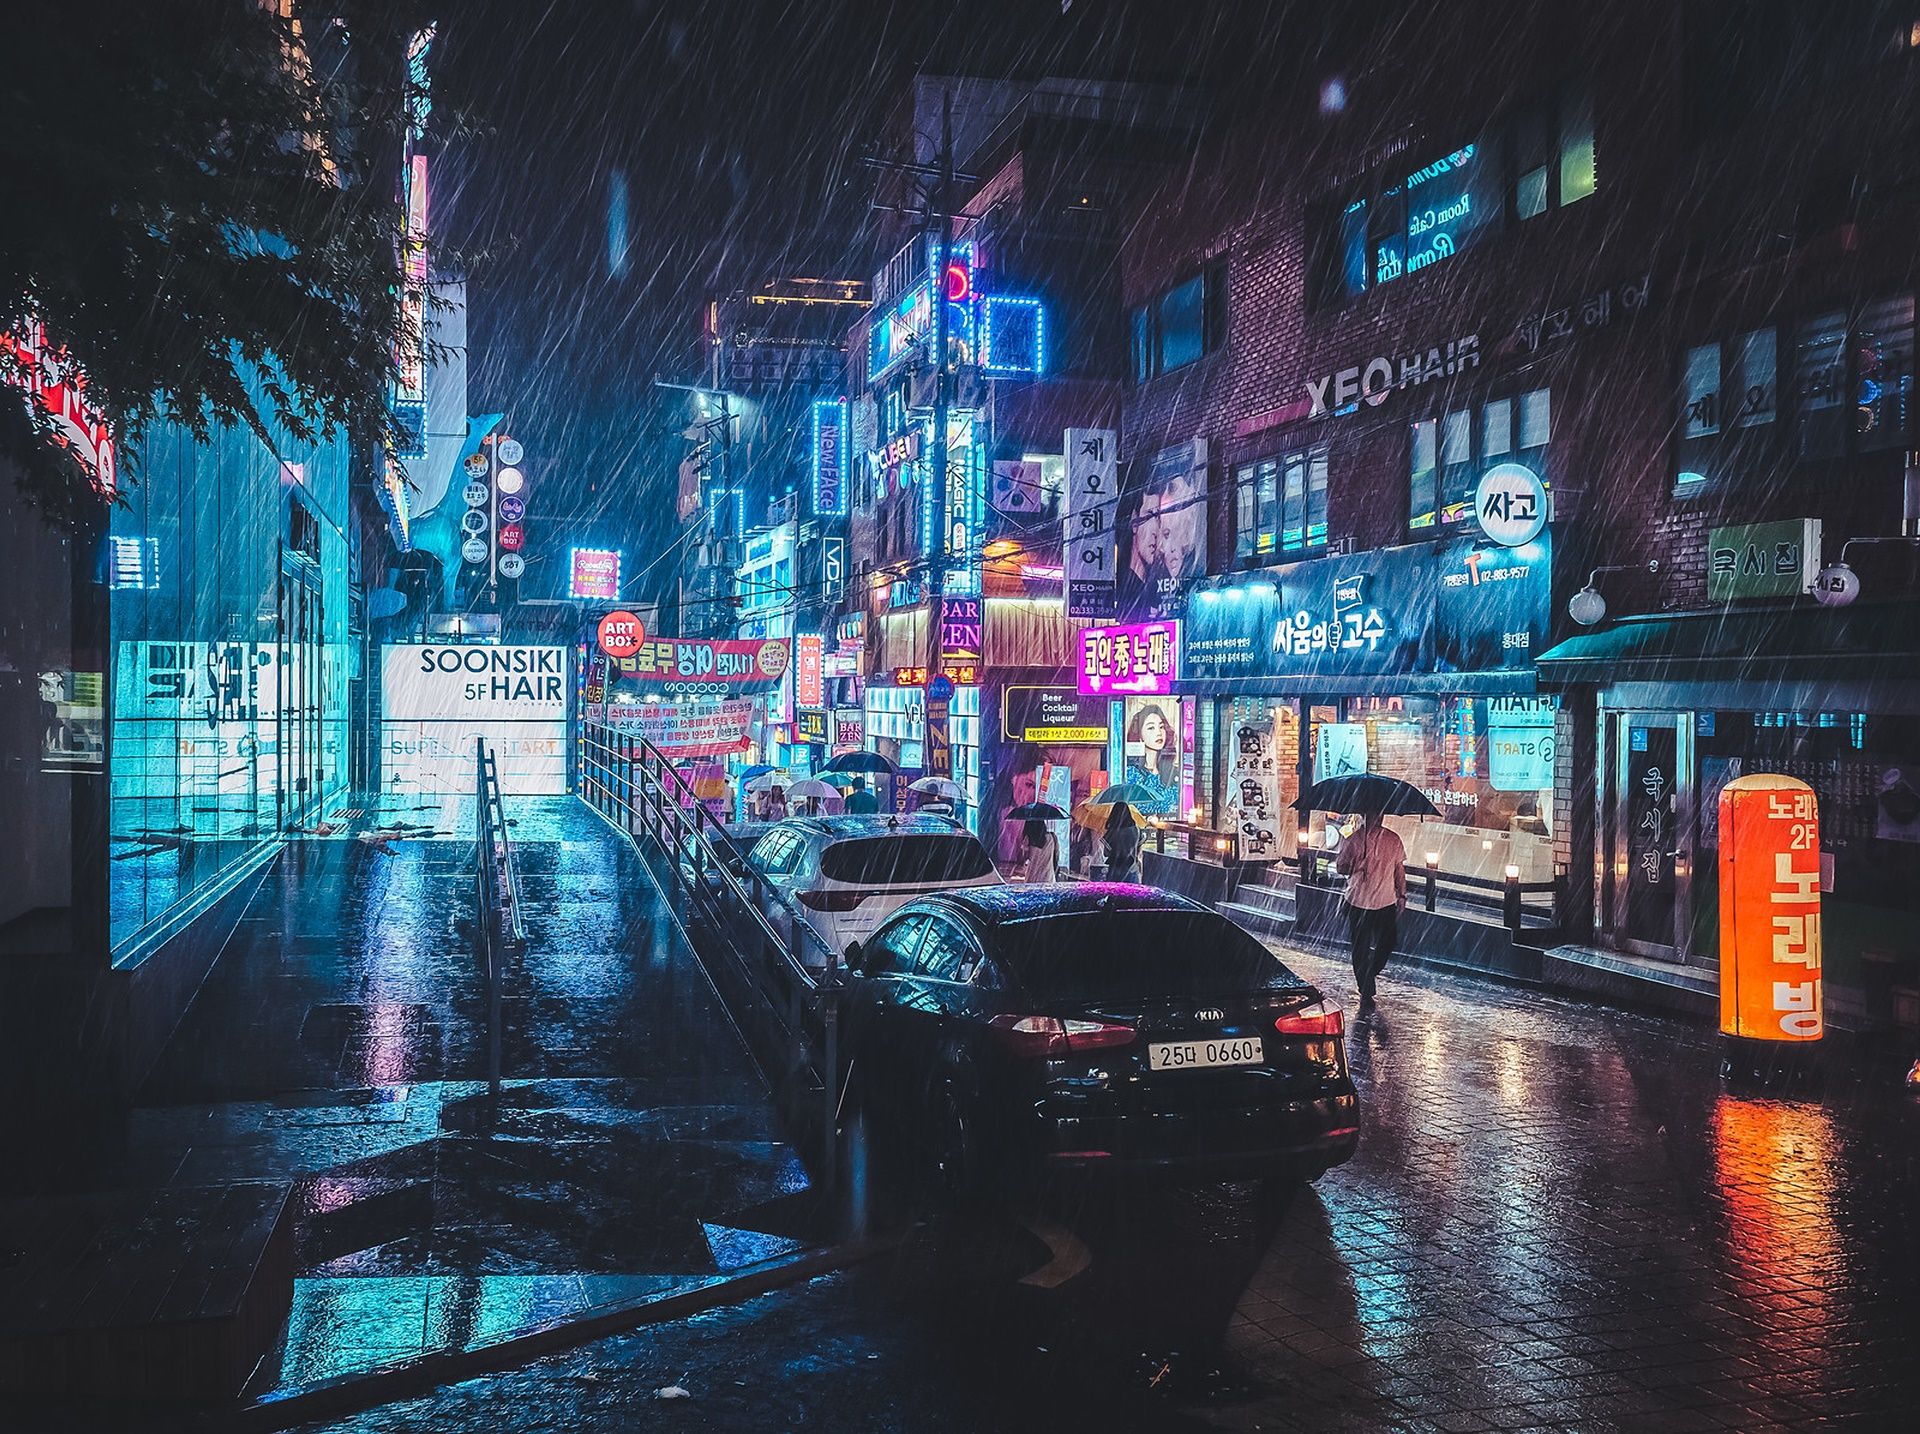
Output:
[[998, 911, 1305, 1004], [819, 834, 994, 886]]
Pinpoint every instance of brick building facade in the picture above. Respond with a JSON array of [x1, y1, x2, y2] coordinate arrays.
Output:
[[1109, 0, 1920, 1025]]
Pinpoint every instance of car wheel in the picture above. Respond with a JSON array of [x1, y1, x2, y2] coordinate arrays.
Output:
[[931, 1085, 981, 1203]]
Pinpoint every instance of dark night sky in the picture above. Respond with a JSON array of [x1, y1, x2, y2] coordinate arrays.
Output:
[[423, 1, 1313, 596]]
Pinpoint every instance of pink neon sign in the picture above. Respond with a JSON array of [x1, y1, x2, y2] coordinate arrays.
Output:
[[1079, 620, 1180, 697]]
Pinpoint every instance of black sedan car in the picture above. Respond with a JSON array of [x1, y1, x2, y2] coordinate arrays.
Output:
[[840, 883, 1359, 1189]]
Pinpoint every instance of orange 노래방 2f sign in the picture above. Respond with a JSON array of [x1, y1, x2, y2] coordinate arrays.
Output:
[[1718, 774, 1822, 1042]]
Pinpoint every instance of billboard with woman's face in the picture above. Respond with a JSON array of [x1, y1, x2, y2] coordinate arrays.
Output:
[[1116, 697, 1192, 818]]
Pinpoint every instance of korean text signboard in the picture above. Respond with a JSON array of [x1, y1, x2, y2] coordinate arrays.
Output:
[[606, 699, 754, 759], [606, 637, 789, 697], [1228, 710, 1283, 862], [1707, 519, 1822, 602], [795, 633, 824, 708], [1079, 620, 1179, 697], [571, 548, 622, 601], [1002, 686, 1108, 745], [1719, 775, 1823, 1042], [1065, 427, 1118, 618]]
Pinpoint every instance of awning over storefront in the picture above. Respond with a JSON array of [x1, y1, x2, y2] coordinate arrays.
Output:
[[1173, 668, 1535, 698], [1535, 603, 1920, 686]]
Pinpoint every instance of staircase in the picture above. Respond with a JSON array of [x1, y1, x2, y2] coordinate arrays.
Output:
[[1218, 873, 1295, 940]]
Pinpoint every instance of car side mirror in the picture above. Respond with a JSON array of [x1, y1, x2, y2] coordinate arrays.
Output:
[[843, 940, 865, 974]]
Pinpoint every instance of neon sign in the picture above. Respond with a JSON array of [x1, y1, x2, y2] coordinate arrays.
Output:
[[1, 320, 117, 492], [981, 295, 1046, 375], [810, 397, 846, 517]]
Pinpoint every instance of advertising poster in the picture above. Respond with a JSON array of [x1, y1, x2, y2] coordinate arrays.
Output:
[[1003, 686, 1107, 745], [112, 641, 281, 823], [381, 644, 568, 795], [1115, 696, 1185, 817], [1487, 696, 1555, 792], [39, 669, 104, 770], [607, 637, 789, 698], [1115, 438, 1207, 620], [569, 548, 621, 601], [606, 699, 754, 758], [1314, 722, 1369, 782], [1229, 711, 1283, 862], [1065, 427, 1118, 618]]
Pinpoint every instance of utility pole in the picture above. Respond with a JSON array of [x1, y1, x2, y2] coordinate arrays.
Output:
[[922, 92, 955, 815]]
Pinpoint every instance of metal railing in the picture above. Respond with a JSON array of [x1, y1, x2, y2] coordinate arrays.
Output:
[[578, 723, 843, 1194], [474, 737, 526, 1099]]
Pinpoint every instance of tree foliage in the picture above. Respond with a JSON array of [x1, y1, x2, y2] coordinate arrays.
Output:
[[0, 0, 438, 524]]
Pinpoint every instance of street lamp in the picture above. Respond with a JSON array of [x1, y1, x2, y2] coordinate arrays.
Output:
[[1569, 559, 1660, 626]]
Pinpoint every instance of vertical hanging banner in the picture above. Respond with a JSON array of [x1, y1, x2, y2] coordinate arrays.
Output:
[[1228, 710, 1283, 862], [811, 398, 847, 517], [1719, 775, 1823, 1042], [1066, 427, 1118, 618], [795, 633, 824, 708]]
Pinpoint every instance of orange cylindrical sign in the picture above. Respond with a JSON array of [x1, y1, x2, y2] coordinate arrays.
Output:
[[1718, 774, 1822, 1041]]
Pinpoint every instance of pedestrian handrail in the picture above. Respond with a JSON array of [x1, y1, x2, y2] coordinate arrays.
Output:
[[577, 723, 843, 1193], [474, 736, 525, 1098]]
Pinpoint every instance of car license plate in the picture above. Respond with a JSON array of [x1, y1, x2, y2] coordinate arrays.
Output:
[[1148, 1036, 1263, 1071]]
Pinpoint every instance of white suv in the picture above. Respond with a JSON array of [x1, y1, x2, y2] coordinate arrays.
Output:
[[746, 815, 1004, 967]]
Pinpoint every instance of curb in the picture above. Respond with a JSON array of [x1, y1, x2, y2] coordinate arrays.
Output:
[[226, 1238, 882, 1431]]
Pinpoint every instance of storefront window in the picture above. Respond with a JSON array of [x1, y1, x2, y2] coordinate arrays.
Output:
[[109, 423, 351, 960], [1234, 444, 1327, 561], [1315, 696, 1555, 899]]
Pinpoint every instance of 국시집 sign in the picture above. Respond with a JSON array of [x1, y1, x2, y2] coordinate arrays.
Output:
[[1079, 620, 1179, 697], [1707, 519, 1822, 602]]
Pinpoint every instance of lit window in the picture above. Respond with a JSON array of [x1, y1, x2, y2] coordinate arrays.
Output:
[[1412, 389, 1550, 531], [1236, 444, 1328, 559]]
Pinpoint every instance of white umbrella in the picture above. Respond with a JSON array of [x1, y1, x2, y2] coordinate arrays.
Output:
[[787, 778, 838, 800], [908, 776, 963, 800], [745, 771, 790, 793]]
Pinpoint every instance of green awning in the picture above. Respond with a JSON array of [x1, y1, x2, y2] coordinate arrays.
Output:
[[1534, 602, 1920, 686]]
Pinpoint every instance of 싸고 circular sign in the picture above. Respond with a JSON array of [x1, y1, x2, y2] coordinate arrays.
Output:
[[598, 610, 646, 659], [1474, 462, 1549, 547]]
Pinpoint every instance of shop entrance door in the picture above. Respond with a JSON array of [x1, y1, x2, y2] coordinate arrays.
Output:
[[278, 562, 325, 830], [1602, 711, 1695, 961]]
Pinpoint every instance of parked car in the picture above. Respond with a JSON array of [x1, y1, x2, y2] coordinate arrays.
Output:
[[744, 815, 1004, 967], [840, 884, 1359, 1190], [676, 820, 772, 899]]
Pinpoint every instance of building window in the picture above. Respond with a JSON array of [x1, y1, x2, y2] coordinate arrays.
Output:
[[1409, 388, 1550, 530], [1309, 86, 1597, 309], [1790, 297, 1913, 463], [1234, 443, 1328, 561], [1129, 263, 1227, 382], [1676, 327, 1778, 488]]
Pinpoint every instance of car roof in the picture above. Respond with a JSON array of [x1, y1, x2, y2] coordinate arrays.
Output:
[[781, 815, 976, 841], [916, 882, 1209, 927]]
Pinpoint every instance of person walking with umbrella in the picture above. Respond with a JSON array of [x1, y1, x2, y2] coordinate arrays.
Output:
[[1105, 802, 1143, 882], [1336, 810, 1406, 1008], [1296, 772, 1433, 1010]]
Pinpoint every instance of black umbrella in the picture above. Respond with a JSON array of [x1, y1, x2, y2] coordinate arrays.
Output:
[[1004, 801, 1068, 821], [825, 750, 896, 775], [1294, 773, 1440, 817]]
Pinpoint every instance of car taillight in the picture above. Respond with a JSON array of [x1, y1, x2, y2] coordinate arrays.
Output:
[[988, 1014, 1136, 1058], [796, 888, 870, 911], [1274, 1002, 1344, 1037]]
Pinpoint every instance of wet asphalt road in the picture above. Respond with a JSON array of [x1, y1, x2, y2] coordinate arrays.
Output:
[[300, 937, 1920, 1433]]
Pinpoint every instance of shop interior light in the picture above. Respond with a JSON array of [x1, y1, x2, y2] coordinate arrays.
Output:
[[1504, 864, 1521, 881], [1424, 850, 1440, 869]]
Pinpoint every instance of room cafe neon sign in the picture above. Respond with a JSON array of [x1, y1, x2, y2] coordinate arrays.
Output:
[[1, 319, 117, 492]]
